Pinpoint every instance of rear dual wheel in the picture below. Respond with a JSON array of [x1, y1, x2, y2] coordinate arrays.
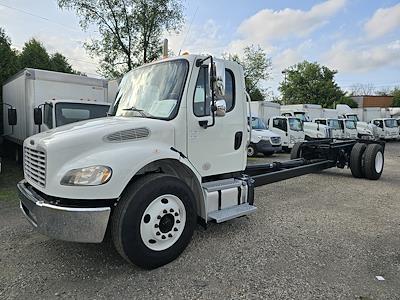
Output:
[[350, 143, 384, 180]]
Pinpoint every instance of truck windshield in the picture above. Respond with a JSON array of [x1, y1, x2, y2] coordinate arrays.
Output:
[[55, 103, 110, 127], [289, 117, 303, 131], [384, 119, 397, 128], [250, 117, 267, 130], [328, 119, 340, 129], [347, 114, 359, 122], [294, 112, 307, 122], [345, 120, 357, 129], [114, 59, 188, 120]]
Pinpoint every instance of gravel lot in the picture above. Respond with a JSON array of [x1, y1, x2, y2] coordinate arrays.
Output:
[[1, 142, 400, 299]]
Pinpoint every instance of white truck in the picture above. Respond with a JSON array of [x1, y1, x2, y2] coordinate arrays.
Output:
[[370, 118, 400, 140], [247, 116, 282, 157], [267, 116, 305, 150], [2, 68, 112, 158], [314, 118, 343, 139], [281, 104, 323, 121], [17, 55, 386, 269], [336, 104, 376, 139]]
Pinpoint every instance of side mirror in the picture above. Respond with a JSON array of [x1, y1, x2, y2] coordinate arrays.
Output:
[[8, 108, 17, 126], [209, 60, 225, 99], [215, 99, 226, 117], [34, 107, 43, 125]]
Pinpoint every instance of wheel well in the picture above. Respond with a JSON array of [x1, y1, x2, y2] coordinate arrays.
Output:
[[127, 159, 205, 220]]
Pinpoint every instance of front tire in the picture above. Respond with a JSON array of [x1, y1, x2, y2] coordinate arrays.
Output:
[[111, 174, 196, 269], [363, 144, 384, 180], [290, 142, 303, 159], [247, 144, 257, 157], [350, 143, 366, 178]]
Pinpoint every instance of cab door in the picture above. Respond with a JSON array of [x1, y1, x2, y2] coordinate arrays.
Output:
[[186, 62, 247, 177], [373, 120, 384, 138]]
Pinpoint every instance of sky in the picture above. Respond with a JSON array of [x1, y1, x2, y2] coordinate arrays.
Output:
[[0, 0, 400, 96]]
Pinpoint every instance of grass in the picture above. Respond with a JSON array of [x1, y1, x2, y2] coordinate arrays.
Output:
[[0, 156, 23, 204]]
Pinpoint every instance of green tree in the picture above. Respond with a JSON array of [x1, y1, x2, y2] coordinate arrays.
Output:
[[336, 95, 358, 108], [50, 52, 74, 73], [392, 88, 400, 107], [279, 61, 344, 108], [58, 0, 184, 77], [224, 45, 272, 101], [19, 38, 51, 70], [0, 28, 20, 135]]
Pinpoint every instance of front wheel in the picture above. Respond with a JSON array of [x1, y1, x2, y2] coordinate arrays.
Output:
[[247, 144, 257, 157], [363, 144, 384, 180], [111, 174, 196, 269]]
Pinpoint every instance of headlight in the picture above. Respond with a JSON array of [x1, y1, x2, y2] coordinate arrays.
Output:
[[61, 166, 112, 186]]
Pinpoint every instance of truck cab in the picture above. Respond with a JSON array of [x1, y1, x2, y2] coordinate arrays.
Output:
[[338, 118, 358, 139], [268, 116, 304, 150], [314, 118, 342, 139], [282, 111, 331, 140], [247, 116, 282, 157], [36, 99, 111, 131], [371, 118, 400, 140]]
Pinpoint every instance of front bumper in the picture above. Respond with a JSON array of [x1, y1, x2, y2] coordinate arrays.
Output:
[[17, 180, 111, 243], [255, 140, 282, 153]]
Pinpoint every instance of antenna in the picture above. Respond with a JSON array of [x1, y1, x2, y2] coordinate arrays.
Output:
[[178, 5, 198, 55]]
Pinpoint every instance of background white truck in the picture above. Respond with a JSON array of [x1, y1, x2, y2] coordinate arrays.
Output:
[[336, 104, 377, 139], [2, 68, 112, 159], [17, 54, 386, 270], [248, 115, 282, 157], [371, 118, 400, 140]]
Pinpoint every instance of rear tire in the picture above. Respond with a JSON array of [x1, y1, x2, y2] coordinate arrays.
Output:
[[363, 144, 384, 180], [290, 142, 303, 159], [111, 174, 196, 269], [350, 143, 366, 178], [247, 144, 257, 157]]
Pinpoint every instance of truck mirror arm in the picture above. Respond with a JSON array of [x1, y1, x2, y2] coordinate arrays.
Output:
[[196, 56, 216, 129]]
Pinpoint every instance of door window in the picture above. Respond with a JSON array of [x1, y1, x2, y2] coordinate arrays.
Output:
[[193, 67, 235, 117], [273, 118, 287, 131], [43, 103, 53, 129]]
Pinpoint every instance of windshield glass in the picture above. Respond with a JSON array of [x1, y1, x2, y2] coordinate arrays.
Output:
[[114, 59, 188, 120], [289, 117, 303, 131], [384, 119, 397, 128], [251, 117, 267, 130], [328, 119, 340, 129], [345, 120, 357, 129], [294, 112, 307, 122], [347, 114, 359, 122], [55, 103, 110, 127]]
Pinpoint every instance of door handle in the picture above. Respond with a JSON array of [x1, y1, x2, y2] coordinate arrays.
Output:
[[234, 131, 243, 150]]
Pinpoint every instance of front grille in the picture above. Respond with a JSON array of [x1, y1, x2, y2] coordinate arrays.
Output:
[[24, 147, 46, 187], [270, 137, 281, 145]]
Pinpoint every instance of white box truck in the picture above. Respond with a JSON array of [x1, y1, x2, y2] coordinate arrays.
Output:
[[17, 55, 386, 269], [2, 69, 112, 159]]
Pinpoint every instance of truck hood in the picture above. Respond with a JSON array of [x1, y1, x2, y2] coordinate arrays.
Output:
[[26, 117, 175, 151], [252, 129, 280, 138]]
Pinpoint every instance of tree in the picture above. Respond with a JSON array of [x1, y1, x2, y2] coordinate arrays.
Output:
[[58, 0, 184, 78], [349, 83, 376, 96], [336, 95, 358, 108], [19, 39, 51, 70], [392, 88, 400, 107], [223, 45, 272, 101], [279, 61, 344, 108], [50, 52, 74, 73]]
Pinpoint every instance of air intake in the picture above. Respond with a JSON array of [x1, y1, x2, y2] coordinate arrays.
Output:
[[104, 127, 150, 142]]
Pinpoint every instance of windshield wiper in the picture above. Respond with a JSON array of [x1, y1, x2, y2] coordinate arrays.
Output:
[[123, 106, 148, 117]]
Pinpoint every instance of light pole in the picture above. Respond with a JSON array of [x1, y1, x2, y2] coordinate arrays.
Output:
[[282, 69, 288, 104]]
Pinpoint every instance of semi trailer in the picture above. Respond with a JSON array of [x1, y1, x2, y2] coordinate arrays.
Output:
[[17, 55, 386, 269]]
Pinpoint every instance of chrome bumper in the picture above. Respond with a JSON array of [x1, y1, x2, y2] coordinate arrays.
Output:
[[17, 180, 111, 243]]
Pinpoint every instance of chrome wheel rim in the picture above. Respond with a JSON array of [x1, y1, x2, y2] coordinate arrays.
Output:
[[140, 194, 186, 251], [247, 147, 254, 156], [375, 151, 383, 173]]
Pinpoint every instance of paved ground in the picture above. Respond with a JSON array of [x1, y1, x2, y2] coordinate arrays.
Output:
[[0, 143, 399, 299]]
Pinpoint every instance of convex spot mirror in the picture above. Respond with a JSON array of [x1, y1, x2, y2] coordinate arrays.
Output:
[[208, 60, 225, 100], [215, 99, 226, 117], [8, 108, 17, 126], [34, 107, 43, 125]]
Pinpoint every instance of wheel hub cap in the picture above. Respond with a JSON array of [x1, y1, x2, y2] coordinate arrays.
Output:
[[140, 194, 186, 251], [375, 151, 383, 173]]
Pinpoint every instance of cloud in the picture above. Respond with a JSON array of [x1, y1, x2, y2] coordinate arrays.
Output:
[[323, 40, 400, 73], [364, 3, 400, 39], [236, 0, 346, 44]]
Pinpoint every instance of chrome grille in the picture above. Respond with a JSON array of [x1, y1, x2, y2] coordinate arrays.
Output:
[[24, 147, 46, 187], [270, 137, 281, 145]]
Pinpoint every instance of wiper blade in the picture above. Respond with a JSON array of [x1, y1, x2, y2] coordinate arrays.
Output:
[[123, 106, 147, 117]]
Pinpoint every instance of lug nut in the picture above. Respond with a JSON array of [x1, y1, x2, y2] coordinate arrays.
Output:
[[174, 212, 179, 216], [170, 209, 174, 212], [174, 228, 178, 231], [156, 232, 161, 236], [162, 235, 166, 239], [163, 209, 167, 214], [176, 220, 180, 224], [154, 224, 159, 228], [168, 234, 172, 238], [157, 215, 161, 219]]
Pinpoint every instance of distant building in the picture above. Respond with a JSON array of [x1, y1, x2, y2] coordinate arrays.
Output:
[[351, 95, 394, 108]]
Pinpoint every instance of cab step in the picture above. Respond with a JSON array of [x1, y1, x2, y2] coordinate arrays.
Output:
[[208, 203, 257, 223]]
